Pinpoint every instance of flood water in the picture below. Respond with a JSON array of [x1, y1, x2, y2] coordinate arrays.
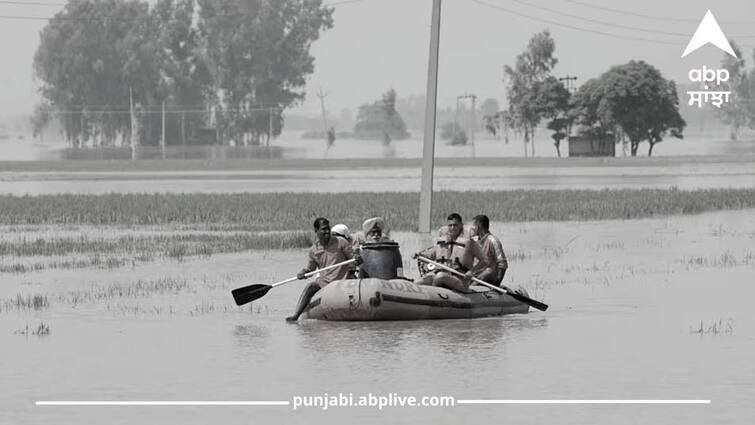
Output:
[[1, 209, 753, 424], [1, 160, 755, 195]]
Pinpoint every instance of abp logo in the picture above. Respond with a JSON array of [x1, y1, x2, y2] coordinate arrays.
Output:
[[683, 10, 735, 108], [682, 10, 737, 58]]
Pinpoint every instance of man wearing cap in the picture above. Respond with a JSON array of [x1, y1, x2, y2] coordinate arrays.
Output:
[[331, 223, 352, 244]]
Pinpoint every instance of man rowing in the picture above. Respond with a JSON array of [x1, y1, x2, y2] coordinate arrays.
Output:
[[413, 213, 487, 292], [285, 217, 359, 322]]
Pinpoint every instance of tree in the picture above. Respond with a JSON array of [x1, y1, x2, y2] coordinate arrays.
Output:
[[482, 114, 499, 137], [34, 0, 334, 149], [353, 89, 410, 140], [148, 0, 211, 146], [197, 0, 333, 146], [597, 60, 685, 156], [504, 30, 558, 157], [30, 103, 54, 140], [479, 98, 500, 137], [440, 122, 467, 144], [569, 78, 624, 155], [532, 77, 570, 156], [34, 0, 155, 147]]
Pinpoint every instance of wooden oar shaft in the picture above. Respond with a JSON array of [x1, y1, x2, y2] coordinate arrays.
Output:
[[417, 255, 503, 292], [231, 258, 357, 306], [416, 255, 548, 311], [271, 258, 356, 288]]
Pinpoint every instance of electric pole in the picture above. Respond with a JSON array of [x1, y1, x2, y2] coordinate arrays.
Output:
[[419, 0, 441, 234], [130, 87, 136, 160], [161, 101, 166, 160], [316, 89, 329, 149]]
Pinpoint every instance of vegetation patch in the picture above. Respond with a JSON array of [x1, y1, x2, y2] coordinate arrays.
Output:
[[1, 188, 754, 230]]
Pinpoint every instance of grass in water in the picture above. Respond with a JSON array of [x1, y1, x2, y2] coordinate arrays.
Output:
[[1, 189, 753, 271], [690, 319, 734, 335], [13, 322, 50, 336], [0, 188, 753, 230], [1, 294, 49, 312]]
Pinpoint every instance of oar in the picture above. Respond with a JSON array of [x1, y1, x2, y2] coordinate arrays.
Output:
[[416, 256, 548, 311], [231, 258, 356, 306]]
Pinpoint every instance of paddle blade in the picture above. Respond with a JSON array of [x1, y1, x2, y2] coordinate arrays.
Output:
[[507, 291, 548, 312], [232, 284, 272, 306]]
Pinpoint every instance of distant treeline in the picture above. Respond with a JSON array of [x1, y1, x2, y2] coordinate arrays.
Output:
[[32, 0, 334, 148]]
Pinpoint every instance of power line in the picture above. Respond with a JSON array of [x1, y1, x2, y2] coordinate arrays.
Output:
[[562, 0, 755, 26], [0, 14, 51, 20], [0, 0, 63, 5], [469, 0, 755, 49], [470, 0, 678, 45], [506, 0, 755, 39], [0, 0, 368, 21]]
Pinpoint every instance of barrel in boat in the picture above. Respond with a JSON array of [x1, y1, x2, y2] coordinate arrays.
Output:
[[304, 278, 529, 321]]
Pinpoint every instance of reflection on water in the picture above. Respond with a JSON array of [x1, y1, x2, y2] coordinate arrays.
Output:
[[291, 317, 548, 357]]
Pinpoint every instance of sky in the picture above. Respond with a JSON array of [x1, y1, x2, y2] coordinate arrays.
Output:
[[1, 0, 754, 117]]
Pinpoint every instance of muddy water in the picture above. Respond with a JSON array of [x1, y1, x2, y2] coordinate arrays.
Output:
[[1, 209, 753, 424]]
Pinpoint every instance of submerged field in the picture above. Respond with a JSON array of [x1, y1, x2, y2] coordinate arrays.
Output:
[[1, 209, 753, 425], [2, 208, 752, 326], [0, 188, 753, 273]]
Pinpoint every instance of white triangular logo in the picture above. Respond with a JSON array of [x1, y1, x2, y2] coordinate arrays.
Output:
[[682, 10, 737, 58]]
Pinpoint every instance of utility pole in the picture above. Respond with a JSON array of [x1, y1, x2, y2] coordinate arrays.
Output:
[[316, 89, 329, 149], [559, 74, 578, 155], [268, 107, 274, 158], [419, 0, 442, 233], [268, 107, 273, 147], [161, 101, 166, 160], [129, 87, 135, 160], [181, 111, 185, 159]]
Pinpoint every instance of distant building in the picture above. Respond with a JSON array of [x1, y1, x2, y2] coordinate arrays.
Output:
[[568, 134, 615, 157]]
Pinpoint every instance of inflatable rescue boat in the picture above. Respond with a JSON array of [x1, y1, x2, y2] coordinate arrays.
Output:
[[304, 241, 530, 321]]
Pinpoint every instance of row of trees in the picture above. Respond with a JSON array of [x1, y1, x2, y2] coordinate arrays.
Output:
[[500, 31, 686, 157], [33, 0, 333, 147]]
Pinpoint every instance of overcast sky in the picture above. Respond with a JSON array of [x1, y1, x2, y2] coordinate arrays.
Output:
[[1, 0, 754, 117]]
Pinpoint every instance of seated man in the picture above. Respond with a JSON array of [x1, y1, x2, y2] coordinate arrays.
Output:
[[286, 217, 357, 322], [353, 216, 393, 245], [413, 213, 487, 292], [469, 214, 508, 286], [353, 217, 405, 279]]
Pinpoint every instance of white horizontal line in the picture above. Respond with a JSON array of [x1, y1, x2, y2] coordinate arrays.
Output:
[[36, 401, 290, 406], [457, 400, 711, 404]]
